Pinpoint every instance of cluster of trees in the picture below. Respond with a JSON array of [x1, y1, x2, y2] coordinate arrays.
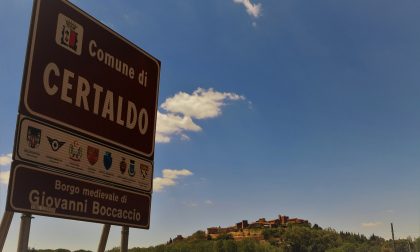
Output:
[[259, 224, 419, 252], [109, 225, 420, 252], [28, 224, 420, 252]]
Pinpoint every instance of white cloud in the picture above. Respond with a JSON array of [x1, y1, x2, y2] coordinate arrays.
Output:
[[0, 170, 10, 185], [233, 0, 262, 18], [162, 169, 193, 179], [156, 88, 246, 143], [204, 200, 213, 205], [361, 222, 383, 228], [161, 88, 245, 119], [155, 133, 171, 144], [156, 112, 201, 143], [0, 153, 12, 166], [153, 169, 193, 192]]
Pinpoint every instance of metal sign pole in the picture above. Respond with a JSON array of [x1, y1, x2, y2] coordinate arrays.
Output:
[[120, 226, 129, 252], [391, 223, 396, 252], [97, 224, 111, 252], [0, 211, 14, 251], [16, 213, 32, 252]]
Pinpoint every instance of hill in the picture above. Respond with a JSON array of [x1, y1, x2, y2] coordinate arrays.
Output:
[[105, 224, 418, 252], [30, 223, 419, 252]]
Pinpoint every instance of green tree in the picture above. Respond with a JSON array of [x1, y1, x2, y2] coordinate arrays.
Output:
[[214, 240, 225, 252], [191, 230, 207, 241], [223, 240, 238, 252], [217, 233, 234, 240], [237, 239, 256, 252]]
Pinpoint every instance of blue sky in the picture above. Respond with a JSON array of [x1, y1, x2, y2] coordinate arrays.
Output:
[[1, 0, 420, 250]]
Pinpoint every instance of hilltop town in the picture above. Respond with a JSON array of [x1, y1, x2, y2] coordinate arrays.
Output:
[[156, 215, 417, 252], [28, 213, 418, 251], [206, 214, 309, 241], [170, 214, 309, 243]]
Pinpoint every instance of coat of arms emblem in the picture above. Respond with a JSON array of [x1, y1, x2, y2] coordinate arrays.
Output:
[[128, 160, 135, 177], [69, 141, 82, 161], [87, 146, 99, 165], [55, 13, 83, 55], [140, 164, 149, 179], [27, 126, 41, 149], [120, 157, 127, 174], [103, 151, 113, 170]]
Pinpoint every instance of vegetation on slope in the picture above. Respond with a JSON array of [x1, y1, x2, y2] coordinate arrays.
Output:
[[107, 224, 419, 252], [29, 224, 420, 252]]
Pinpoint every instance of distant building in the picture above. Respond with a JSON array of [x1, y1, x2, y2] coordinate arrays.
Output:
[[248, 222, 262, 229], [267, 219, 280, 227], [288, 218, 309, 225], [236, 220, 249, 230], [207, 227, 219, 235], [206, 213, 309, 239], [279, 215, 289, 225]]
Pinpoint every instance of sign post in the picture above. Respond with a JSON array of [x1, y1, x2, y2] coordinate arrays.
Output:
[[0, 211, 14, 250], [17, 214, 32, 252], [121, 226, 129, 252], [4, 0, 160, 249], [97, 224, 111, 252]]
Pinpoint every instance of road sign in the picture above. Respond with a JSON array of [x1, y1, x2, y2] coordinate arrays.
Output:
[[19, 0, 160, 158], [7, 163, 151, 228], [7, 0, 160, 229]]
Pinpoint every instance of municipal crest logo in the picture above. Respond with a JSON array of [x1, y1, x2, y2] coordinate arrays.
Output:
[[69, 141, 82, 161], [47, 136, 65, 151], [27, 126, 41, 149], [128, 160, 135, 177], [140, 164, 149, 179], [87, 146, 99, 165], [55, 13, 83, 55], [103, 152, 113, 170], [120, 157, 127, 174]]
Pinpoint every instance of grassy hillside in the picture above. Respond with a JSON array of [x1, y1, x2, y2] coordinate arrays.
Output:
[[30, 224, 420, 252], [112, 224, 418, 252]]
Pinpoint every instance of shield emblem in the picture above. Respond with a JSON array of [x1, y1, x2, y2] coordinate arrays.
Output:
[[140, 164, 149, 179], [27, 126, 41, 149], [61, 25, 78, 50], [87, 146, 99, 165], [120, 157, 127, 174], [103, 152, 112, 170], [68, 30, 78, 49], [128, 160, 135, 177]]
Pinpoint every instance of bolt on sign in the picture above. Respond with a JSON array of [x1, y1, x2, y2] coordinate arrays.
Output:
[[7, 0, 160, 229]]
